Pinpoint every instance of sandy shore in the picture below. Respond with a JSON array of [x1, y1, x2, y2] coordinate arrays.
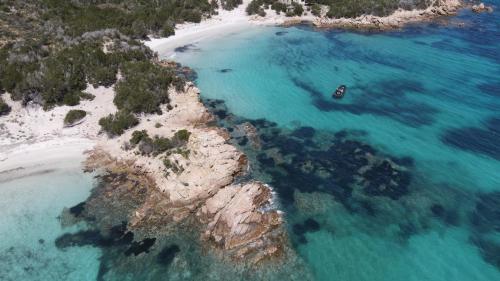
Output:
[[0, 138, 94, 183], [0, 84, 115, 178], [146, 0, 463, 57], [145, 0, 252, 58], [0, 74, 286, 262]]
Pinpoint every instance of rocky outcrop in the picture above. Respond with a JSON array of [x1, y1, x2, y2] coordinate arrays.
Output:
[[308, 0, 463, 30], [83, 78, 286, 264], [471, 3, 494, 13], [199, 181, 284, 263]]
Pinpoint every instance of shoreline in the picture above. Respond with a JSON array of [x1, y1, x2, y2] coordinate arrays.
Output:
[[145, 0, 464, 56], [0, 137, 94, 183], [0, 76, 288, 263], [0, 0, 469, 267]]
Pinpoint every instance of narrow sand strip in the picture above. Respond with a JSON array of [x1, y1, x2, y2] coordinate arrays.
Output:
[[0, 138, 94, 183]]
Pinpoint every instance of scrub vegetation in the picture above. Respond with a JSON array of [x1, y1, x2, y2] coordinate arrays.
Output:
[[0, 0, 215, 134], [246, 0, 435, 18]]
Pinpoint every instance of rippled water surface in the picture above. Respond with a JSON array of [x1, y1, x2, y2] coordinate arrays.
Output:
[[172, 4, 500, 281]]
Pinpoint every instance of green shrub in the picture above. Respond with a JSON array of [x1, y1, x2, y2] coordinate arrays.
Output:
[[221, 0, 243, 10], [130, 130, 149, 145], [311, 3, 322, 16], [114, 61, 173, 114], [152, 136, 174, 155], [292, 2, 304, 16], [271, 2, 287, 14], [0, 98, 11, 116], [161, 23, 175, 37], [99, 111, 139, 136], [246, 0, 262, 15], [172, 129, 191, 145], [64, 109, 86, 125]]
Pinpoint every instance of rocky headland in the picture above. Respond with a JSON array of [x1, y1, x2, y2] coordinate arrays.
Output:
[[77, 67, 289, 264]]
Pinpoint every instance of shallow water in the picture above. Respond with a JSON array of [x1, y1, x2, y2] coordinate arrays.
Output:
[[170, 4, 500, 281], [0, 167, 101, 280]]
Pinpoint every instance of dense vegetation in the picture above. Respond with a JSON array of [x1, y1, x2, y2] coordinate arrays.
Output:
[[246, 0, 434, 18], [247, 0, 292, 16], [114, 61, 180, 114], [0, 97, 11, 116], [220, 0, 243, 10], [64, 109, 87, 126], [0, 0, 202, 134], [42, 0, 220, 38]]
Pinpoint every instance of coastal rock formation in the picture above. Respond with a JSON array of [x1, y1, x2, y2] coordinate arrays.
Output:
[[277, 0, 463, 30], [82, 75, 286, 263], [472, 3, 494, 13], [199, 181, 284, 263]]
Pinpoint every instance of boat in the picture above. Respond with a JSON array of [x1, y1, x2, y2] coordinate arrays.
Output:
[[333, 85, 347, 99]]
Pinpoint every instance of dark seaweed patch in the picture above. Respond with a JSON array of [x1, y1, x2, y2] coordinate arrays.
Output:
[[291, 126, 315, 139], [362, 160, 411, 200], [255, 127, 411, 205], [275, 31, 288, 36], [293, 218, 321, 244], [431, 204, 445, 217], [291, 77, 437, 127], [430, 204, 460, 226], [471, 192, 500, 233], [478, 82, 500, 97], [55, 230, 109, 248], [442, 117, 500, 160], [69, 202, 86, 217], [237, 136, 249, 146], [157, 244, 181, 266], [470, 236, 500, 269], [413, 40, 428, 46], [56, 222, 135, 249], [124, 238, 156, 256], [174, 44, 196, 53]]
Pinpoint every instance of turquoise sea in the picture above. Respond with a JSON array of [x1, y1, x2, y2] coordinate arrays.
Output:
[[1, 2, 500, 280]]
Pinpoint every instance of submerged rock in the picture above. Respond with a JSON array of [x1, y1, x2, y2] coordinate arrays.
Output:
[[472, 3, 494, 13]]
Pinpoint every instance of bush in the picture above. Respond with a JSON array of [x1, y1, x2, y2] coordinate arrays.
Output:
[[130, 130, 149, 145], [114, 61, 173, 114], [311, 3, 322, 16], [152, 136, 174, 155], [246, 0, 262, 15], [0, 98, 11, 116], [221, 0, 243, 10], [271, 2, 287, 14], [172, 129, 191, 145], [64, 109, 86, 125], [131, 129, 190, 155], [327, 0, 400, 18], [161, 23, 175, 37], [292, 2, 304, 16], [99, 111, 139, 136]]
